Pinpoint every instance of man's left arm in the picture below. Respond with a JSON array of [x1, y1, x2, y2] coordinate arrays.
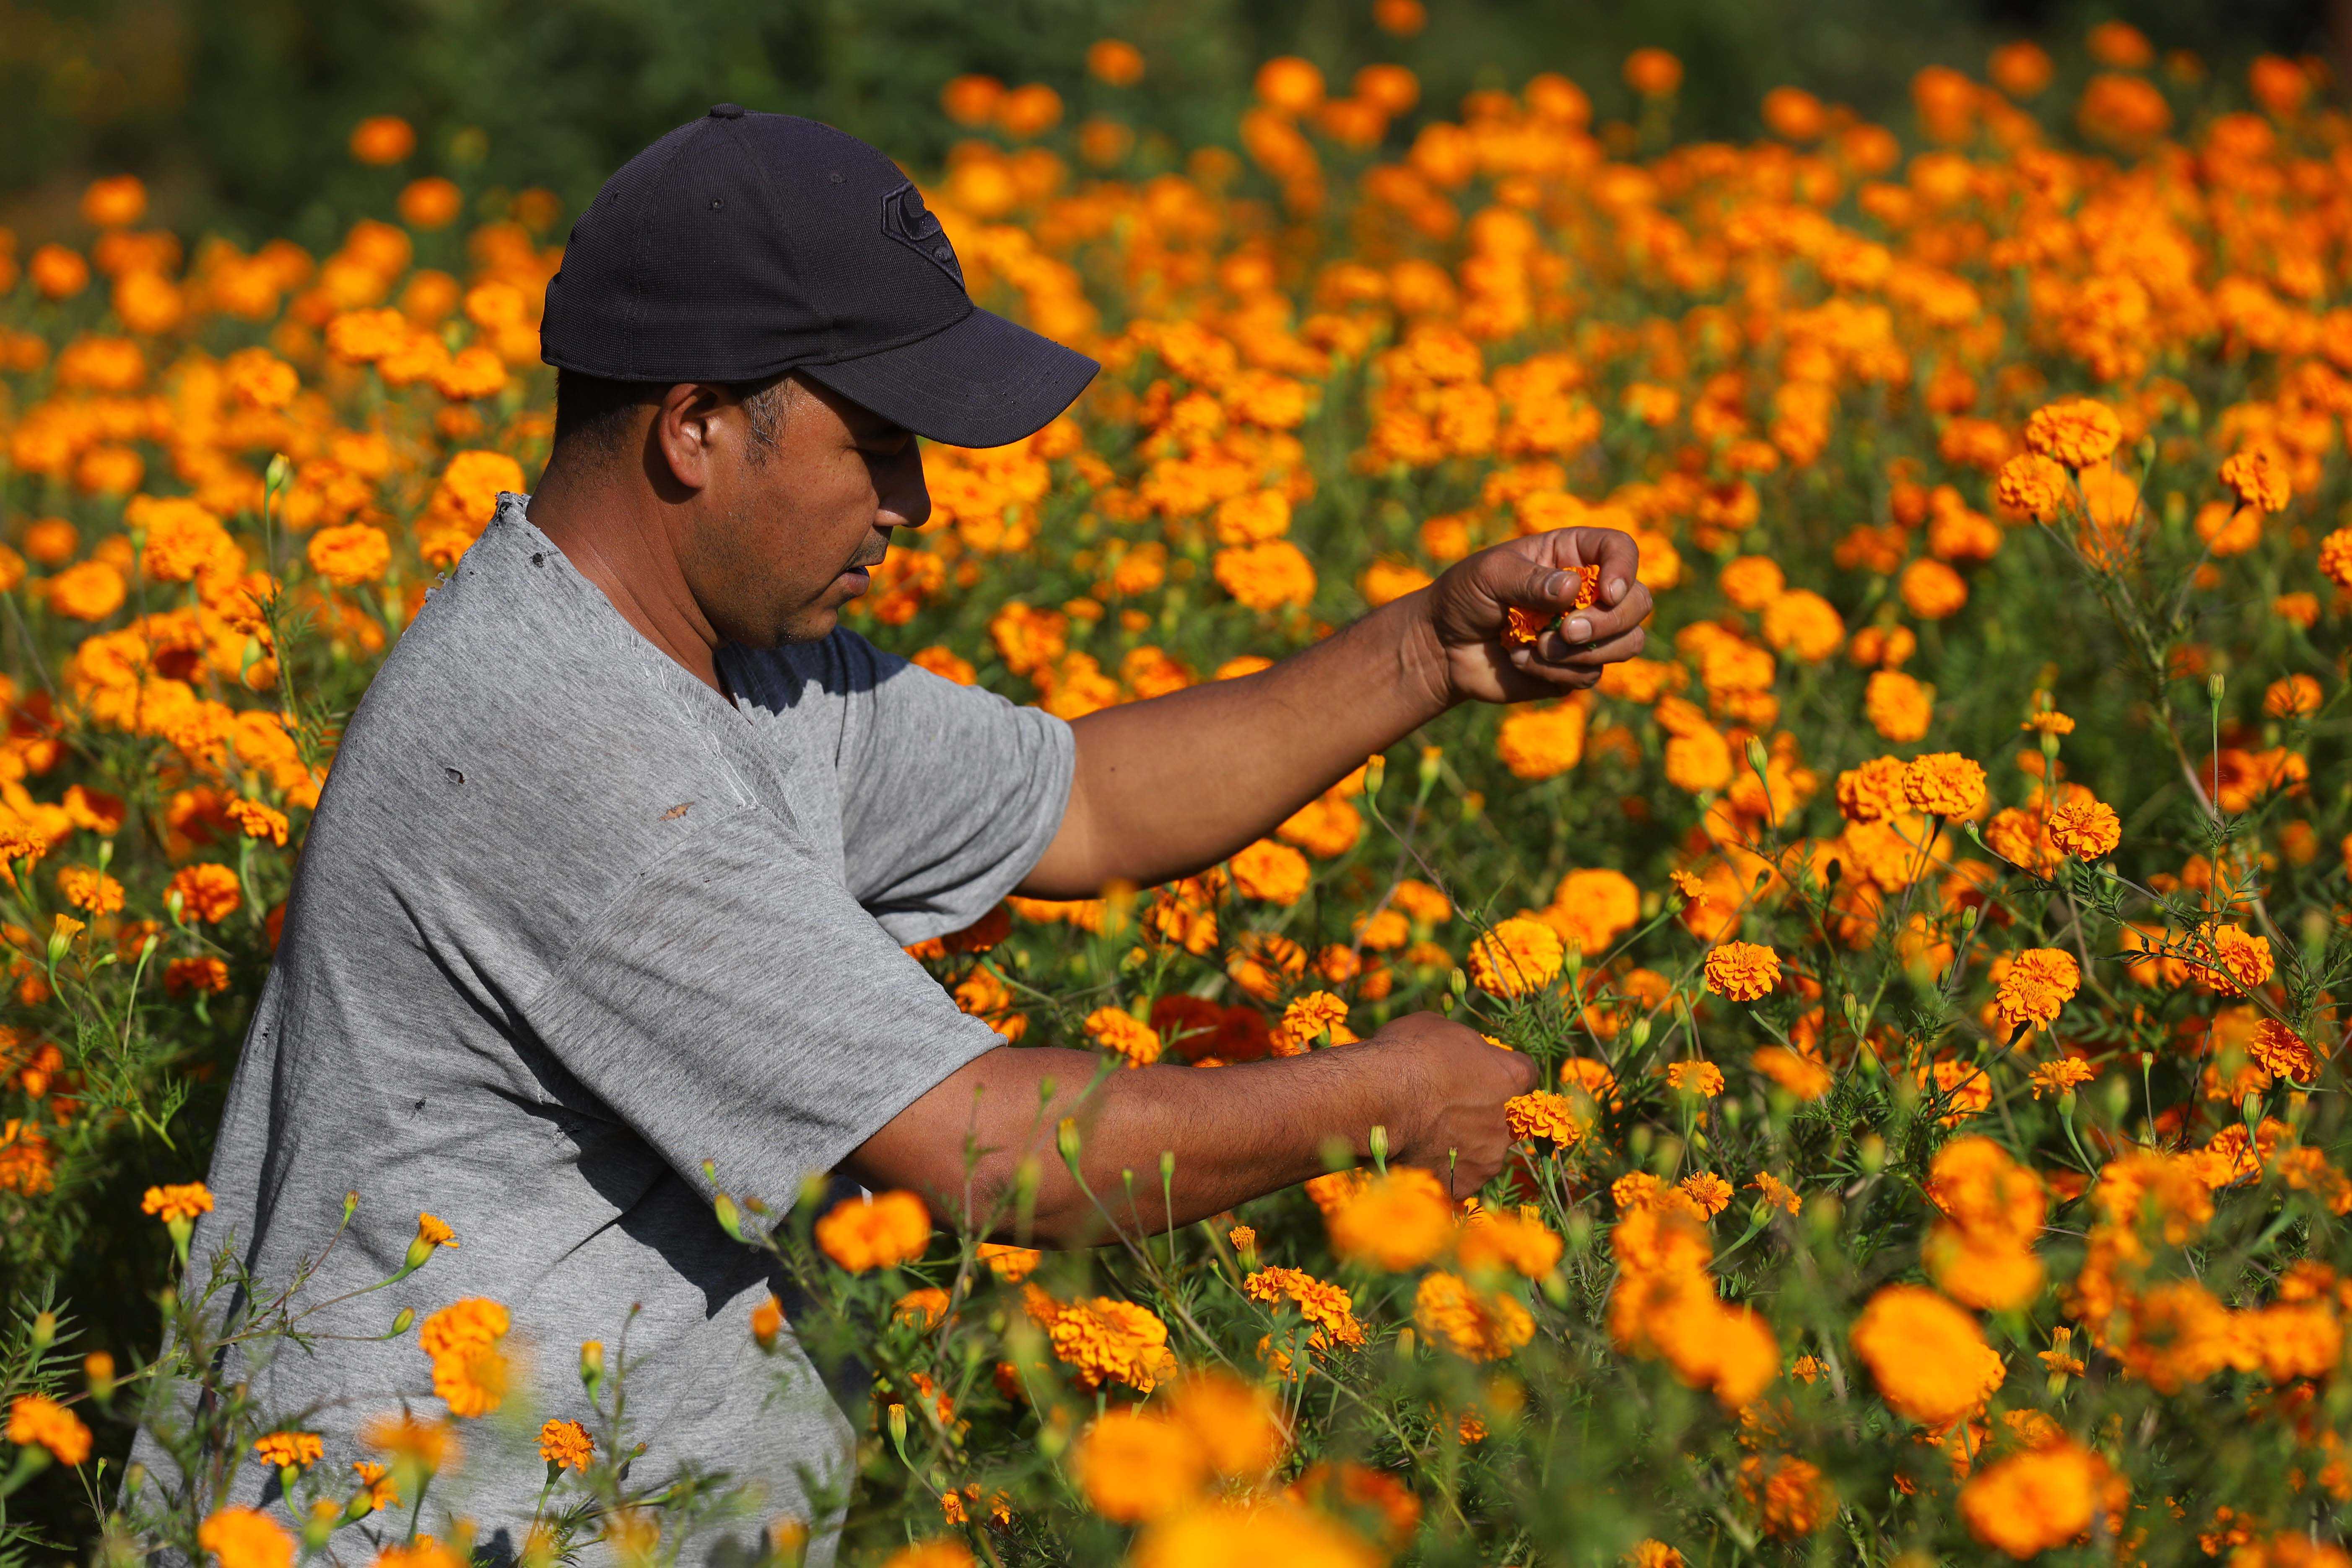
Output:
[[1018, 526, 1654, 898]]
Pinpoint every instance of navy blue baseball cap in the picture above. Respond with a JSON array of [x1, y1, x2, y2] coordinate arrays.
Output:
[[541, 105, 1098, 448]]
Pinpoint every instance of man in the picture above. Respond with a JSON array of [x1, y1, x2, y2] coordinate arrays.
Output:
[[167, 108, 1651, 1557]]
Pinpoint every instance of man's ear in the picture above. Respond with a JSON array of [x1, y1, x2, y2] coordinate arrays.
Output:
[[648, 382, 728, 493]]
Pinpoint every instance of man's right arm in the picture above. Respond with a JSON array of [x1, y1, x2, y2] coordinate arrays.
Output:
[[843, 1015, 1538, 1246]]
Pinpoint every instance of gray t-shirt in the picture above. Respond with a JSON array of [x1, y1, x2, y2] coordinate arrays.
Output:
[[142, 493, 1071, 1560]]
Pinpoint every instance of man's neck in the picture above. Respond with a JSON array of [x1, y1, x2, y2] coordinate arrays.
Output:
[[526, 459, 729, 696]]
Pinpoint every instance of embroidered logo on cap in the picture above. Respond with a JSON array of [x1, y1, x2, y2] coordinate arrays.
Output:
[[880, 183, 965, 287]]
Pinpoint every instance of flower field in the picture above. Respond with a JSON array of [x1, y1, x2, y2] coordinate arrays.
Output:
[[6, 19, 2352, 1567]]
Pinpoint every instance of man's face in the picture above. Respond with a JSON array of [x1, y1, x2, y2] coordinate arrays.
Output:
[[679, 376, 930, 647]]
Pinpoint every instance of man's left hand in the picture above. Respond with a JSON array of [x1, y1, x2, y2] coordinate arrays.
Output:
[[1416, 527, 1654, 705]]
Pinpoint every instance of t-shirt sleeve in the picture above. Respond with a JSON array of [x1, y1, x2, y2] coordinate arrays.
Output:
[[831, 634, 1075, 943], [519, 807, 1007, 1207]]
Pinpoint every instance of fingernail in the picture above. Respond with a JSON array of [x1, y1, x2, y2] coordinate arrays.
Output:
[[1545, 570, 1571, 598], [1566, 617, 1592, 641], [1509, 646, 1531, 665], [1606, 578, 1627, 603]]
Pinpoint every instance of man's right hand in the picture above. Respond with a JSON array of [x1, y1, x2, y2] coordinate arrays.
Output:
[[1357, 1011, 1540, 1198]]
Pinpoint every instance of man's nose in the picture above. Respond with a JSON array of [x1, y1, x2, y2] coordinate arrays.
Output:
[[886, 458, 933, 529]]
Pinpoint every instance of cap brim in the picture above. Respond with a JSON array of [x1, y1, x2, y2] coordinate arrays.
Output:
[[799, 306, 1099, 449]]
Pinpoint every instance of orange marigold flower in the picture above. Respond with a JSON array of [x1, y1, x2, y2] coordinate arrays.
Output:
[[2203, 924, 2274, 994], [1049, 1296, 1174, 1391], [1229, 839, 1310, 904], [2022, 397, 2121, 469], [2029, 1057, 2095, 1098], [1993, 453, 2069, 520], [349, 115, 417, 165], [1665, 1059, 1724, 1097], [58, 865, 126, 915], [1083, 1006, 1162, 1067], [1759, 1044, 1825, 1105], [1466, 916, 1564, 998], [225, 799, 290, 846], [2220, 448, 2291, 514], [2319, 528, 2352, 589], [1739, 1454, 1833, 1538], [1851, 1285, 2004, 1426], [141, 1181, 214, 1224], [1901, 752, 1986, 817], [8, 1393, 92, 1466], [418, 1297, 510, 1418], [1835, 756, 1910, 823], [1326, 1167, 1452, 1270], [1959, 1441, 2104, 1559], [1503, 1090, 1584, 1146], [168, 862, 242, 924], [1703, 940, 1780, 1001], [1678, 1172, 1733, 1218], [2264, 675, 2322, 718], [2046, 798, 2121, 859], [1075, 1407, 1207, 1523], [1863, 670, 1933, 742], [815, 1190, 932, 1272], [306, 522, 392, 587], [195, 1507, 293, 1568], [253, 1430, 322, 1470], [1243, 1266, 1366, 1349], [750, 1293, 784, 1349], [2248, 1019, 2318, 1082], [1994, 948, 2080, 1028], [1413, 1270, 1534, 1361], [979, 1242, 1041, 1281], [538, 1418, 594, 1472]]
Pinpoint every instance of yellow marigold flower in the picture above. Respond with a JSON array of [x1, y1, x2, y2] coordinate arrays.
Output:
[[1326, 1167, 1452, 1270], [1959, 1441, 2104, 1559], [815, 1190, 931, 1272], [1074, 1408, 1208, 1522], [1082, 1006, 1162, 1067], [2021, 708, 2076, 736], [538, 1418, 594, 1472], [1849, 1284, 2004, 1427], [350, 1458, 401, 1509], [1666, 1060, 1724, 1097], [1993, 452, 2069, 519], [8, 1393, 91, 1465], [1900, 751, 1986, 817], [1413, 1270, 1534, 1361], [1678, 1172, 1733, 1218], [415, 1212, 456, 1249], [1503, 1090, 1582, 1146], [1751, 1046, 1831, 1100], [1702, 940, 1780, 1001], [1225, 1225, 1256, 1255], [141, 1181, 214, 1224], [2022, 397, 2121, 469], [1229, 839, 1309, 904], [2046, 797, 2120, 859], [252, 1430, 322, 1470], [1993, 948, 2080, 1028], [2220, 447, 2291, 514], [1751, 1173, 1800, 1215], [196, 1506, 293, 1568], [1466, 916, 1564, 998]]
